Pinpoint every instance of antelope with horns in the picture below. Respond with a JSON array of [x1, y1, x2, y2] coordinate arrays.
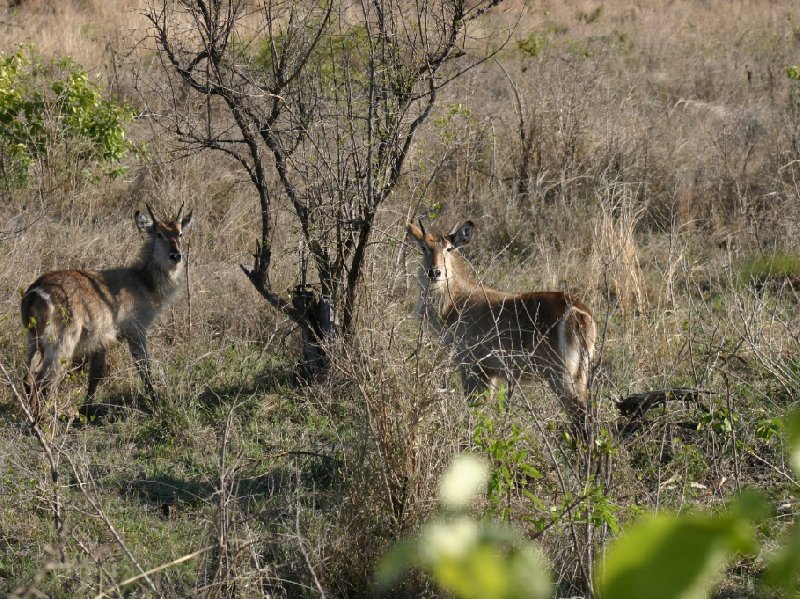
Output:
[[406, 219, 596, 430], [21, 204, 193, 420]]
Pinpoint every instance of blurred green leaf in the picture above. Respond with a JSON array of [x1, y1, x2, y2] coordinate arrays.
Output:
[[375, 538, 416, 590], [376, 455, 550, 599], [787, 410, 800, 477], [597, 495, 764, 599], [765, 408, 800, 593], [766, 524, 800, 594], [425, 521, 549, 599], [420, 517, 480, 562]]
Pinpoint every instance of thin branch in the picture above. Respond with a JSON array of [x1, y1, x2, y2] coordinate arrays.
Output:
[[92, 547, 212, 599], [63, 452, 159, 595], [0, 362, 67, 564]]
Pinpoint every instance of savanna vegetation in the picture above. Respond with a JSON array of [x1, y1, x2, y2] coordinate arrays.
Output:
[[0, 0, 799, 597]]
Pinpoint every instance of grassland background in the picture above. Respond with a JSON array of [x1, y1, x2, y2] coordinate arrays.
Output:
[[0, 0, 799, 597]]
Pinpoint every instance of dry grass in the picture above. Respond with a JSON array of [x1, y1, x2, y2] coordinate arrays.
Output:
[[0, 0, 799, 597]]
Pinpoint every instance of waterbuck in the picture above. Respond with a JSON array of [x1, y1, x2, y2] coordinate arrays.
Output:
[[21, 204, 193, 420], [406, 219, 596, 430]]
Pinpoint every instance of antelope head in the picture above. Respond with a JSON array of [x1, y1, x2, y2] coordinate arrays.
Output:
[[406, 219, 474, 288], [135, 203, 194, 269]]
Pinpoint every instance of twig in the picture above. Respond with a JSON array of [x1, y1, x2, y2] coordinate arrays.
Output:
[[93, 546, 212, 599], [744, 449, 800, 489], [723, 373, 741, 493], [0, 215, 42, 241], [185, 234, 192, 340], [0, 362, 66, 563], [210, 406, 237, 595], [294, 459, 327, 599], [62, 453, 159, 596]]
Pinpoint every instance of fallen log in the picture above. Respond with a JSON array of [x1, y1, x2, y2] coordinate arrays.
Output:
[[616, 387, 714, 417], [616, 387, 714, 436]]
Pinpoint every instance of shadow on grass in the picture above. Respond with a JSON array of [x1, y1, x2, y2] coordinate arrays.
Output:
[[127, 472, 214, 507], [108, 359, 343, 511], [75, 388, 156, 426], [196, 360, 297, 413], [121, 453, 340, 511], [77, 359, 296, 425], [0, 398, 23, 424]]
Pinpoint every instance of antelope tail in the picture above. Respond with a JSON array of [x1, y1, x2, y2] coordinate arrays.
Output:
[[574, 308, 596, 395], [562, 307, 596, 398]]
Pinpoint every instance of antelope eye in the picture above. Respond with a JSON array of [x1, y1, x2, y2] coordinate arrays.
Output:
[[156, 232, 164, 239]]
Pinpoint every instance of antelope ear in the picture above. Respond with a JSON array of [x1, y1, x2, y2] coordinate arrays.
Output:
[[135, 210, 154, 234], [406, 222, 425, 245], [180, 211, 193, 234], [446, 220, 474, 248]]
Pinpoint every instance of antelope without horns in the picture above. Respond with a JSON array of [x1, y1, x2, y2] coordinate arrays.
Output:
[[406, 219, 596, 429], [20, 204, 193, 420]]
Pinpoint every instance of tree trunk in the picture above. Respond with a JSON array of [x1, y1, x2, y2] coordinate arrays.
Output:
[[292, 286, 339, 379]]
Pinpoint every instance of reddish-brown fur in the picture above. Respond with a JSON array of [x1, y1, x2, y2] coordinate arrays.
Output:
[[407, 219, 596, 429]]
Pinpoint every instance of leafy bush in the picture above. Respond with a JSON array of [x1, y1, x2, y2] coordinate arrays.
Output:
[[0, 45, 136, 189], [517, 31, 549, 59], [787, 65, 800, 114], [472, 390, 543, 522]]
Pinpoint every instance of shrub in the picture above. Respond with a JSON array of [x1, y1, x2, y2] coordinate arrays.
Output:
[[0, 45, 136, 190]]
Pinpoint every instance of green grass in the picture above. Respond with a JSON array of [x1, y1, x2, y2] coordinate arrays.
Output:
[[739, 253, 800, 286]]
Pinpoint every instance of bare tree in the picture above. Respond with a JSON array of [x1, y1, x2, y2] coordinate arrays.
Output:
[[143, 0, 506, 373]]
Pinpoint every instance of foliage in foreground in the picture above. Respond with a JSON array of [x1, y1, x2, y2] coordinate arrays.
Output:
[[379, 409, 800, 599], [0, 1, 799, 597], [378, 454, 551, 599]]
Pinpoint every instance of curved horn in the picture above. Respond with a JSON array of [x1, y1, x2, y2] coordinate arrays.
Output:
[[417, 217, 427, 237], [176, 202, 185, 221]]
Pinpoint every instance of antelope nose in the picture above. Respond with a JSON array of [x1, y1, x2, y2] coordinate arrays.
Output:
[[169, 252, 182, 263], [427, 268, 441, 280]]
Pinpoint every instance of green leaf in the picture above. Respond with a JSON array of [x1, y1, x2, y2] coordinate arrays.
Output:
[[375, 538, 417, 590], [766, 523, 800, 594], [597, 505, 760, 599], [420, 517, 480, 563], [765, 409, 800, 593], [0, 44, 135, 188], [787, 409, 800, 477], [425, 522, 550, 599]]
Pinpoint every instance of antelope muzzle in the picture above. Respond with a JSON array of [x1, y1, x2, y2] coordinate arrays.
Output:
[[426, 267, 442, 280]]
